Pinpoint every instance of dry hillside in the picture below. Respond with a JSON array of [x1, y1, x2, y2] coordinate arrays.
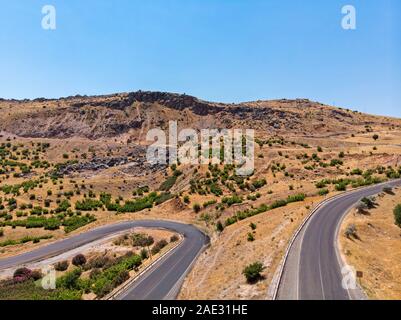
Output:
[[1, 91, 401, 299]]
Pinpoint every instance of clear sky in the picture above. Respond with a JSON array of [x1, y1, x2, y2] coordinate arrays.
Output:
[[0, 0, 400, 117]]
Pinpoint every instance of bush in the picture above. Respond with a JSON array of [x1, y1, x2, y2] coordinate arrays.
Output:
[[318, 189, 329, 196], [373, 134, 379, 141], [140, 248, 149, 260], [54, 260, 69, 272], [383, 186, 393, 194], [170, 235, 179, 242], [216, 221, 224, 232], [247, 233, 255, 242], [351, 168, 363, 175], [242, 262, 265, 283], [31, 270, 43, 281], [0, 228, 3, 237], [394, 204, 401, 228], [87, 256, 110, 269], [131, 233, 154, 247], [112, 270, 129, 288], [344, 224, 358, 239], [72, 254, 87, 266], [13, 267, 32, 283], [151, 239, 168, 255], [287, 193, 306, 203], [63, 214, 96, 233], [193, 203, 201, 213], [335, 182, 347, 191], [56, 268, 82, 290], [222, 195, 243, 207], [361, 196, 375, 209]]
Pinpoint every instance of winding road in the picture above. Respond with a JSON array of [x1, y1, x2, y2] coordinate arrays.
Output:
[[276, 179, 401, 300], [2, 180, 400, 301], [0, 220, 209, 300]]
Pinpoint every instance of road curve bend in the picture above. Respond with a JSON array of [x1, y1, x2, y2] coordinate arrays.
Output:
[[0, 220, 209, 300], [276, 179, 401, 300]]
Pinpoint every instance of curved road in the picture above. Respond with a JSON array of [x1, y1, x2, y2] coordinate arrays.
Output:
[[277, 179, 401, 300], [0, 220, 209, 300]]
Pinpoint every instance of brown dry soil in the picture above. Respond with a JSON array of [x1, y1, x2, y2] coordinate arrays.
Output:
[[340, 187, 401, 300], [1, 92, 401, 299]]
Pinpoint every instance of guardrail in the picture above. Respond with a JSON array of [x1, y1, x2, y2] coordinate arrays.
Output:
[[104, 234, 184, 300]]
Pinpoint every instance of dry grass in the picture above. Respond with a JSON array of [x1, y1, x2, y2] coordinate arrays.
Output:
[[339, 187, 401, 300]]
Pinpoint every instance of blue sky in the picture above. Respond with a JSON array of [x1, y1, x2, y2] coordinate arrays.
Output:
[[0, 0, 400, 117]]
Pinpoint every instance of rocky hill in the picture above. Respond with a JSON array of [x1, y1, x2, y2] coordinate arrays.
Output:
[[0, 91, 399, 139]]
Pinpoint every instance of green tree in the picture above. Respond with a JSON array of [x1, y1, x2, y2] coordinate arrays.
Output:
[[216, 221, 224, 232], [193, 203, 201, 213], [242, 262, 265, 283]]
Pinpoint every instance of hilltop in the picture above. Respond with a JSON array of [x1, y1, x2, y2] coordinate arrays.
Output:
[[1, 91, 399, 139]]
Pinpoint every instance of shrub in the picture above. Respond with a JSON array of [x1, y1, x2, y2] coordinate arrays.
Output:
[[250, 223, 257, 230], [287, 193, 306, 203], [351, 168, 363, 175], [159, 174, 180, 192], [0, 228, 3, 237], [151, 239, 168, 255], [170, 235, 179, 242], [361, 196, 375, 209], [315, 180, 327, 189], [318, 189, 329, 196], [140, 248, 149, 260], [252, 179, 267, 190], [247, 233, 255, 242], [330, 159, 343, 167], [72, 254, 87, 266], [75, 199, 102, 211], [31, 270, 43, 281], [87, 256, 110, 269], [216, 220, 224, 232], [270, 199, 287, 209], [56, 268, 82, 290], [383, 186, 393, 194], [344, 224, 358, 239], [335, 182, 347, 191], [394, 204, 401, 228], [355, 201, 368, 213], [112, 270, 130, 288], [242, 262, 265, 283], [193, 203, 201, 213], [222, 195, 243, 206], [132, 233, 154, 247], [54, 260, 69, 272], [183, 195, 190, 204], [203, 200, 217, 208], [63, 214, 96, 233], [13, 267, 32, 283], [373, 134, 379, 141]]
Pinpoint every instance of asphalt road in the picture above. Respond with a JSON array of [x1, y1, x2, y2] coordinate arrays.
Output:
[[277, 180, 401, 300], [0, 220, 209, 300]]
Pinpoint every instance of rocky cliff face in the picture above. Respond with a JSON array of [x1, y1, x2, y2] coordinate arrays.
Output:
[[0, 91, 398, 139]]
